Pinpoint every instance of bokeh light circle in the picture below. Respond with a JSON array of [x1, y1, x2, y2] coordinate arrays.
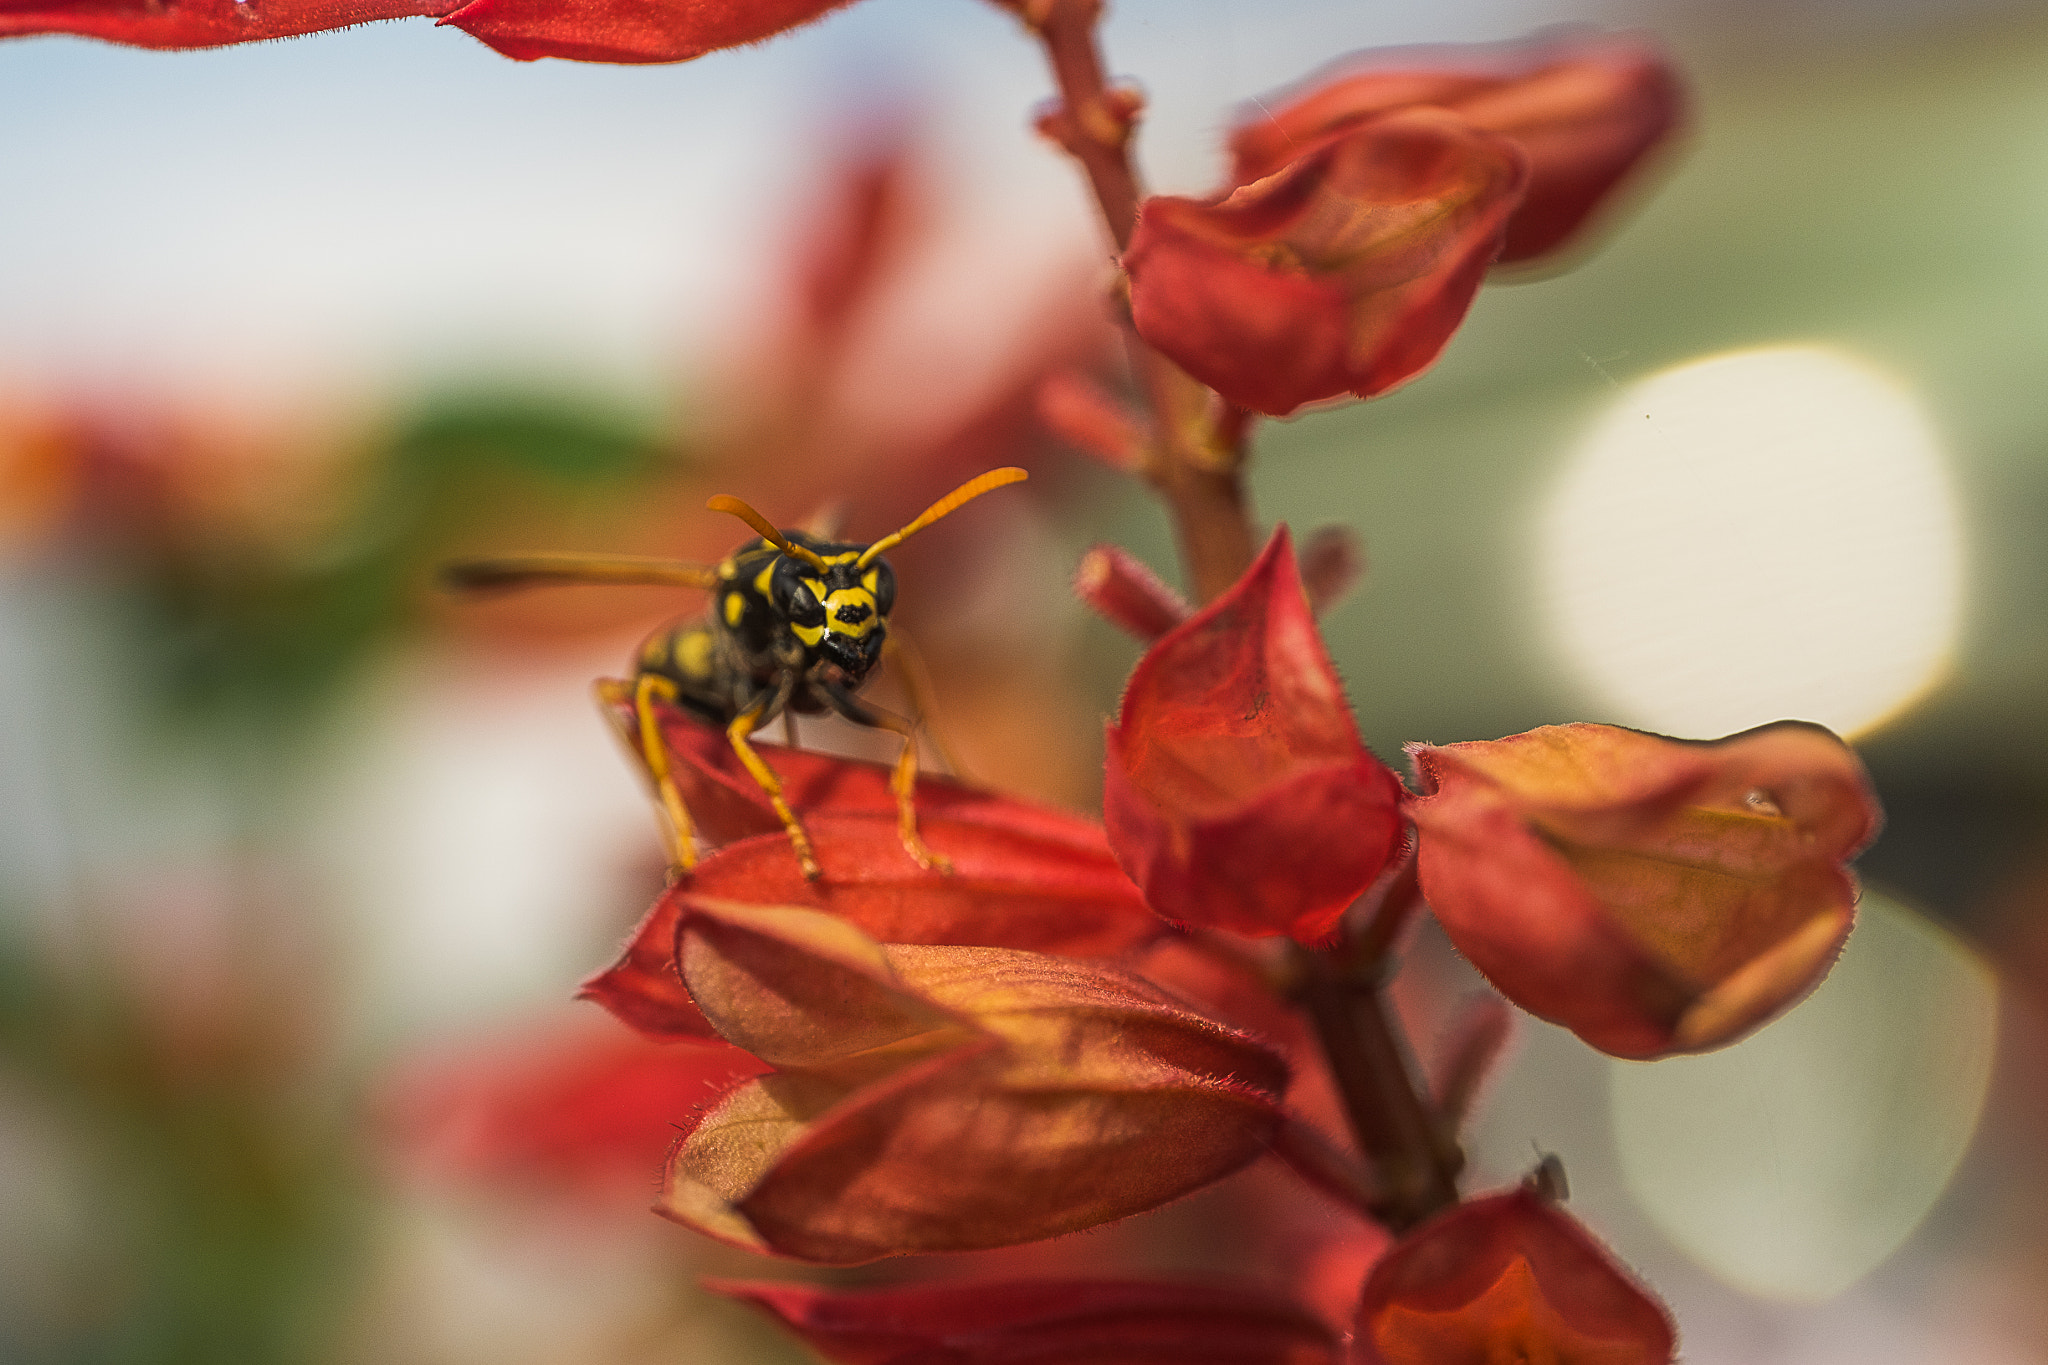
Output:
[[1609, 893, 1998, 1301], [1539, 345, 1964, 739]]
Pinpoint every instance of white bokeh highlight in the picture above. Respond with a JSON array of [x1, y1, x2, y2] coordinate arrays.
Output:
[[1609, 893, 1998, 1302], [1538, 345, 1965, 739]]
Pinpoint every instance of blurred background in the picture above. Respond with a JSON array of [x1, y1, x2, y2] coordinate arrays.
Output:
[[3, 0, 2047, 1360]]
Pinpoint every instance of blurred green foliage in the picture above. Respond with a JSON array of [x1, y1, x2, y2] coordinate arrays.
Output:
[[115, 391, 673, 744]]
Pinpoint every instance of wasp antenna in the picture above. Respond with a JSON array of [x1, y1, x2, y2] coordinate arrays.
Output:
[[856, 467, 1029, 569], [707, 494, 830, 571]]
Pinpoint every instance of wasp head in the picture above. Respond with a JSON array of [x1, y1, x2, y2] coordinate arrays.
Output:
[[770, 548, 896, 683]]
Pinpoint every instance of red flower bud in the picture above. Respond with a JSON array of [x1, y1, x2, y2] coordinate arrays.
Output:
[[713, 1276, 1342, 1365], [1229, 35, 1686, 264], [1103, 529, 1403, 943], [659, 901, 1287, 1262], [1124, 109, 1526, 416], [1407, 722, 1881, 1058], [1355, 1189, 1675, 1365]]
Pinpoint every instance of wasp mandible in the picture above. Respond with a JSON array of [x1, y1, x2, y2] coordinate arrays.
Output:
[[441, 467, 1027, 881]]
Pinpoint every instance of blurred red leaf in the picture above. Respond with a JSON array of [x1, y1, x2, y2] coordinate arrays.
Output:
[[1355, 1189, 1675, 1365], [386, 1016, 765, 1196], [712, 1275, 1343, 1364], [1104, 528, 1403, 943], [1229, 34, 1685, 264], [1124, 109, 1525, 416], [1408, 722, 1881, 1058]]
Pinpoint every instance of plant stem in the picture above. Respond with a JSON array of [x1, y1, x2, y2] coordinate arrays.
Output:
[[1291, 942, 1464, 1232], [1028, 0, 1255, 604], [1027, 0, 1460, 1233]]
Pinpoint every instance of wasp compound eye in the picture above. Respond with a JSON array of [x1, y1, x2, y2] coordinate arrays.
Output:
[[771, 558, 827, 627]]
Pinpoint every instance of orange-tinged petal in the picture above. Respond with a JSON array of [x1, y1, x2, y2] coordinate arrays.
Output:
[[1125, 109, 1526, 416], [1408, 722, 1881, 1058], [1104, 528, 1403, 942], [712, 1276, 1343, 1365], [1356, 1190, 1674, 1365], [1228, 35, 1685, 264], [657, 904, 1288, 1262], [679, 900, 966, 1068]]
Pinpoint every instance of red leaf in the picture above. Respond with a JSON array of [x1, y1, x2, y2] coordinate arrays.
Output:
[[439, 0, 855, 62], [1408, 721, 1881, 1058], [1228, 35, 1686, 264], [1355, 1189, 1675, 1365], [0, 0, 867, 58], [0, 0, 447, 49], [1103, 528, 1402, 943], [1124, 109, 1525, 416], [712, 1276, 1343, 1364]]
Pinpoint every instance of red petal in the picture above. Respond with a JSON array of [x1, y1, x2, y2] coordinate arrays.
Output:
[[581, 805, 1162, 1040], [1408, 722, 1881, 1057], [1355, 1190, 1674, 1365], [581, 890, 707, 1039], [640, 712, 1113, 851], [712, 1276, 1342, 1365], [439, 0, 855, 62], [1104, 528, 1402, 942], [0, 0, 446, 48], [1126, 109, 1525, 416], [1228, 35, 1685, 264]]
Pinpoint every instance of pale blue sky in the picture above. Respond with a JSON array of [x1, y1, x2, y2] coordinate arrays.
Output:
[[0, 0, 2014, 398]]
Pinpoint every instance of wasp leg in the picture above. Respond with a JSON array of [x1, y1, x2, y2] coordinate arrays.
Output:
[[601, 672, 697, 879], [824, 681, 952, 876], [882, 628, 964, 780], [727, 684, 821, 881]]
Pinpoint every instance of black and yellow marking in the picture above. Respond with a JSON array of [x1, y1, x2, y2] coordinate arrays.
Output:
[[440, 467, 1028, 881]]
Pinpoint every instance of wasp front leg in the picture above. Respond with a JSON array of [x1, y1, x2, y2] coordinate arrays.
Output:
[[595, 673, 698, 879], [824, 681, 952, 875], [726, 679, 822, 881]]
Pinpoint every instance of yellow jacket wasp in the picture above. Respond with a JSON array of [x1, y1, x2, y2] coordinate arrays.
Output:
[[441, 466, 1028, 880]]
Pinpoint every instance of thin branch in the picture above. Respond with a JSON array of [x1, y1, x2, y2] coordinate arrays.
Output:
[[1024, 0, 1255, 603]]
